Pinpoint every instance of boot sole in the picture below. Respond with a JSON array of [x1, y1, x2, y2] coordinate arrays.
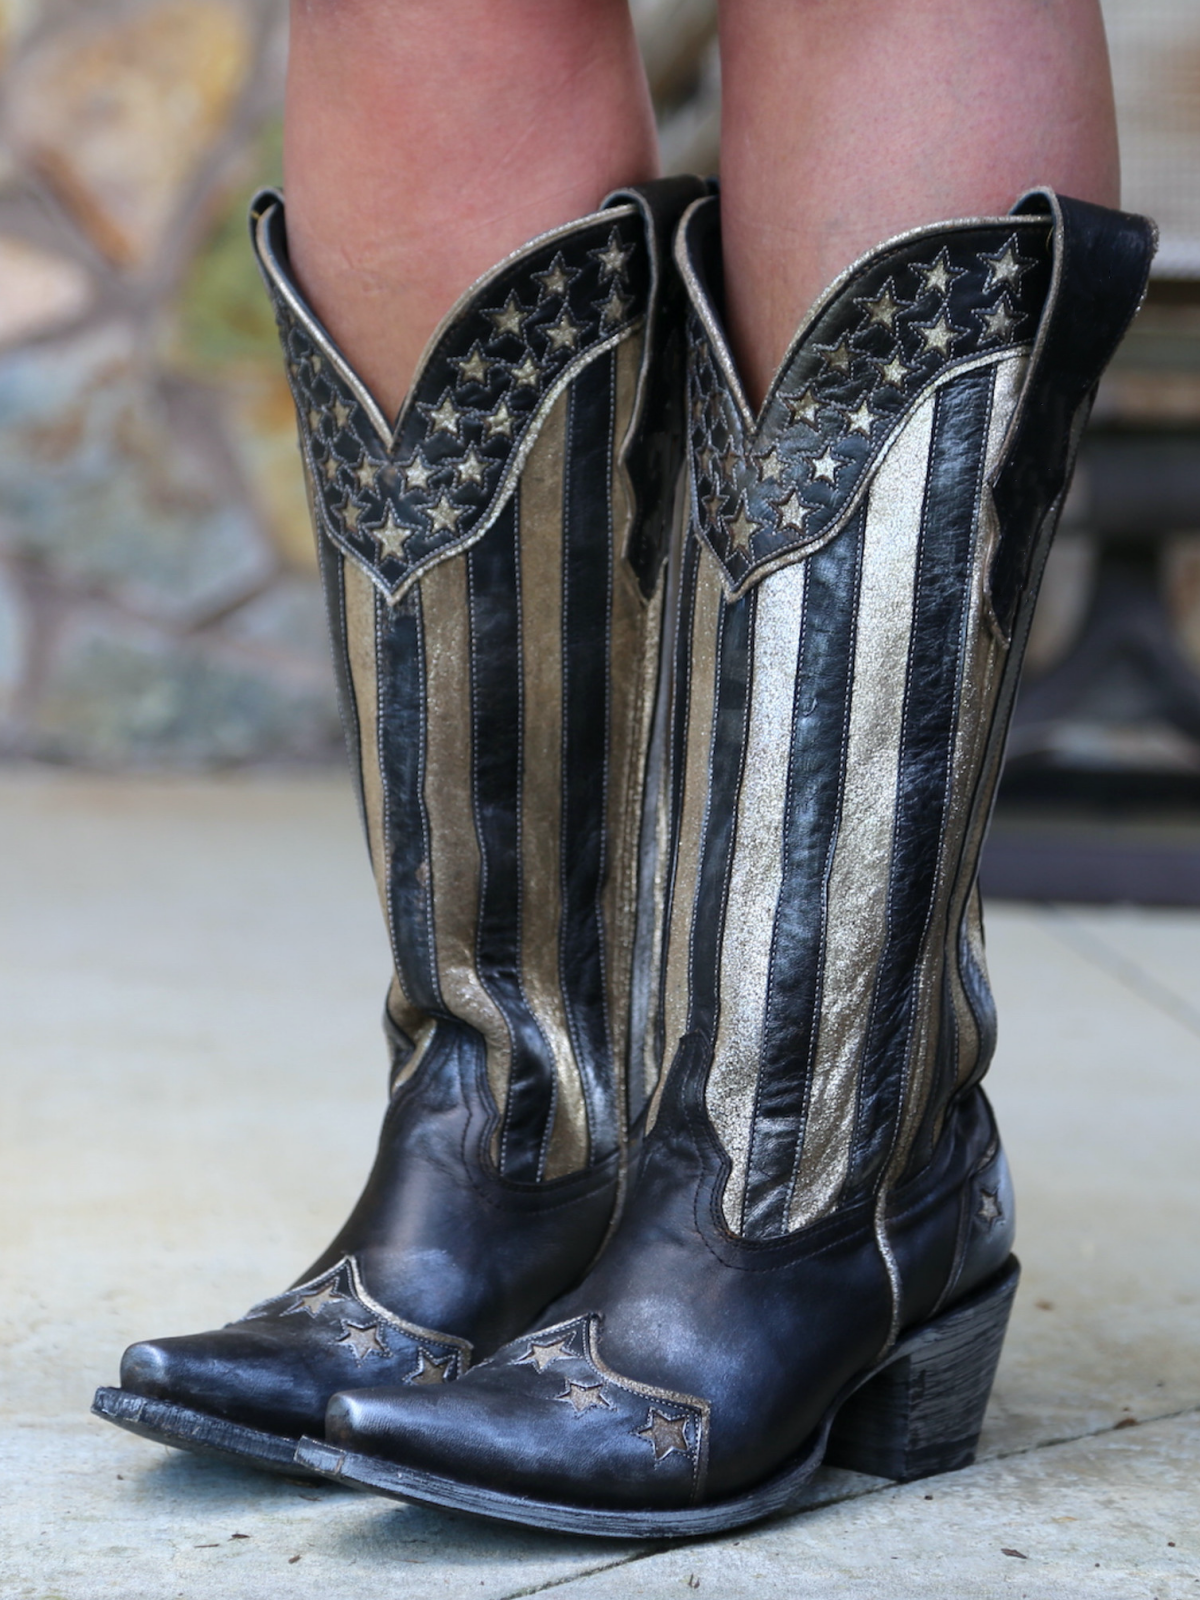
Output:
[[91, 1387, 324, 1481], [294, 1256, 1019, 1537]]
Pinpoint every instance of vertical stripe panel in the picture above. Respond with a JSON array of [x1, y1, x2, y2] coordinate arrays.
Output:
[[740, 510, 865, 1236], [420, 551, 513, 1120], [786, 395, 936, 1230], [849, 368, 997, 1196], [517, 391, 584, 1179], [706, 560, 807, 1232], [559, 354, 621, 1163]]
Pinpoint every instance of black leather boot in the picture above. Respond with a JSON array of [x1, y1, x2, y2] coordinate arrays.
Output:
[[92, 176, 707, 1474], [294, 190, 1155, 1532]]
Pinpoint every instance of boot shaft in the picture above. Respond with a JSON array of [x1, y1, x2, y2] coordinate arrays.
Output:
[[660, 193, 1154, 1238], [251, 181, 704, 1184]]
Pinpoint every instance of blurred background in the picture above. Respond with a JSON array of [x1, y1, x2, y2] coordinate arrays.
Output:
[[0, 0, 1196, 901]]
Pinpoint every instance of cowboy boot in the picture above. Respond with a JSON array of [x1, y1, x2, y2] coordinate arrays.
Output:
[[92, 174, 707, 1475], [295, 189, 1155, 1532]]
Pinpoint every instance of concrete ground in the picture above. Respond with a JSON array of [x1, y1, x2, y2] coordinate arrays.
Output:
[[1, 771, 1198, 1600]]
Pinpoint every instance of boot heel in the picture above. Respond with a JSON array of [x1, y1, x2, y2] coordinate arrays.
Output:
[[825, 1255, 1020, 1482]]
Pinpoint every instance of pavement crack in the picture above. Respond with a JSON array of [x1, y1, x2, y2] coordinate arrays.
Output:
[[1040, 906, 1200, 1044], [496, 1548, 665, 1599]]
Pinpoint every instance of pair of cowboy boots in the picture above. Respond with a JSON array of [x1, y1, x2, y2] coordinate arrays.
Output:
[[95, 176, 1153, 1536]]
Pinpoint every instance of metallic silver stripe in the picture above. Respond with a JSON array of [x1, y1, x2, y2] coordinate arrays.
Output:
[[706, 561, 807, 1232], [419, 551, 514, 1124], [648, 543, 723, 1130], [786, 393, 936, 1230]]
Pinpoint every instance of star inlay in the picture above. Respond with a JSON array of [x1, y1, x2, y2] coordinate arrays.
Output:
[[322, 456, 339, 482], [918, 314, 960, 356], [594, 230, 633, 280], [775, 490, 809, 534], [555, 1380, 612, 1414], [285, 1280, 346, 1318], [726, 500, 759, 552], [600, 286, 633, 326], [484, 399, 517, 439], [374, 505, 412, 562], [981, 241, 1031, 292], [400, 454, 434, 493], [487, 293, 528, 338], [509, 352, 541, 389], [544, 308, 582, 352], [515, 1334, 575, 1371], [426, 494, 462, 534], [336, 1320, 389, 1362], [755, 445, 786, 482], [455, 447, 488, 488], [978, 1188, 1002, 1225], [874, 352, 910, 389], [426, 392, 461, 437], [818, 338, 853, 374], [332, 400, 352, 429], [534, 255, 573, 299], [845, 399, 874, 436], [311, 354, 323, 373], [453, 344, 493, 387], [913, 252, 957, 297], [307, 408, 321, 432], [701, 486, 726, 523], [635, 1408, 691, 1462], [861, 284, 903, 329], [784, 389, 822, 427], [355, 457, 378, 490], [808, 447, 844, 485], [341, 500, 361, 531], [407, 1349, 455, 1385], [978, 297, 1021, 343]]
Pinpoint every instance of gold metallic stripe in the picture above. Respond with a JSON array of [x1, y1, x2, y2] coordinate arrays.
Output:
[[515, 391, 586, 1179], [650, 545, 724, 1128], [787, 393, 936, 1230], [707, 561, 808, 1231], [600, 329, 653, 1158], [419, 551, 513, 1124]]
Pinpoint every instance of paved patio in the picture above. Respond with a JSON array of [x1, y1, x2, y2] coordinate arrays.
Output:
[[1, 772, 1197, 1599]]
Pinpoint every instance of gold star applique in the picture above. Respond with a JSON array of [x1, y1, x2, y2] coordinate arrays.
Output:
[[555, 1380, 612, 1414], [332, 400, 352, 430], [426, 494, 462, 534], [775, 490, 809, 534], [918, 314, 960, 356], [426, 392, 461, 437], [726, 500, 759, 552], [636, 1408, 691, 1462], [978, 1188, 1002, 1225], [455, 447, 488, 488], [755, 446, 786, 482], [355, 457, 378, 490], [336, 1321, 389, 1362], [818, 338, 852, 374], [594, 230, 633, 280], [718, 443, 741, 482], [913, 252, 956, 297], [311, 354, 323, 373], [406, 1349, 455, 1385], [285, 1280, 346, 1318], [874, 352, 910, 389], [453, 344, 493, 387], [861, 284, 903, 330], [701, 486, 726, 524], [307, 408, 321, 433], [808, 447, 843, 485], [400, 454, 434, 493], [784, 389, 822, 427], [509, 353, 541, 389], [978, 297, 1021, 344], [484, 399, 517, 439], [341, 499, 362, 531], [600, 286, 633, 326], [981, 241, 1030, 292], [322, 456, 339, 481], [544, 308, 582, 352], [487, 293, 528, 338], [374, 505, 412, 562], [534, 256, 573, 299], [515, 1334, 575, 1372], [844, 399, 874, 436]]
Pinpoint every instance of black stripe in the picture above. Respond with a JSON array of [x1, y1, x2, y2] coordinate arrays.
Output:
[[317, 536, 364, 830], [849, 366, 996, 1199], [467, 498, 558, 1179], [376, 582, 440, 1016], [655, 531, 702, 1073], [740, 510, 866, 1237], [686, 582, 753, 1044], [559, 352, 620, 1165]]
